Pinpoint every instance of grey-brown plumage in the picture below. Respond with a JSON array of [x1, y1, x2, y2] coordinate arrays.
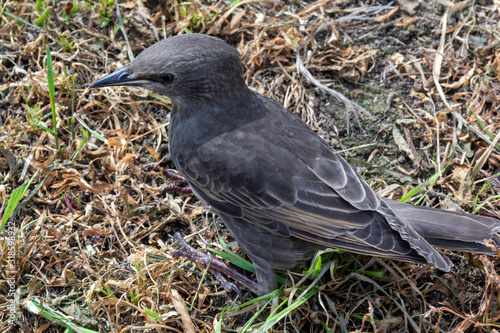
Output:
[[91, 34, 500, 295]]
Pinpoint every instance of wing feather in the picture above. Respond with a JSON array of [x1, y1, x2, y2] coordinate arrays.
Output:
[[171, 93, 452, 271]]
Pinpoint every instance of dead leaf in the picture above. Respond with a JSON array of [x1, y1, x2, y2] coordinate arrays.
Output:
[[393, 126, 414, 160], [121, 1, 137, 9], [282, 27, 306, 51], [451, 164, 473, 202], [492, 51, 500, 81], [374, 6, 399, 22], [298, 0, 329, 16], [82, 228, 112, 237], [396, 16, 420, 27], [397, 0, 418, 15], [441, 65, 475, 90], [228, 10, 246, 34], [170, 288, 196, 333], [145, 146, 159, 161], [84, 143, 110, 159], [93, 181, 113, 194]]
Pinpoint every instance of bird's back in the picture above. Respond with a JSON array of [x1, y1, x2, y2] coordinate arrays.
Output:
[[168, 89, 453, 272]]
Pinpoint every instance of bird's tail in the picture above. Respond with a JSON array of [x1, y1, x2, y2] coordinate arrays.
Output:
[[384, 198, 500, 254]]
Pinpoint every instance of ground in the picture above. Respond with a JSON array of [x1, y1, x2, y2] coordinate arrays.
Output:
[[1, 0, 500, 332]]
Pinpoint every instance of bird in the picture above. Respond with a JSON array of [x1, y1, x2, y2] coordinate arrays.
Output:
[[90, 33, 500, 295]]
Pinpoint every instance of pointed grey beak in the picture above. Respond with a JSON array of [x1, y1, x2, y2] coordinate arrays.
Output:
[[90, 66, 152, 88]]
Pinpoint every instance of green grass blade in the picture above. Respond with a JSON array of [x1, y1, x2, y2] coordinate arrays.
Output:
[[13, 166, 55, 217], [323, 294, 349, 333], [74, 114, 105, 141], [1, 171, 38, 231], [71, 74, 76, 145], [143, 308, 160, 320], [29, 119, 55, 134], [207, 248, 255, 273], [46, 45, 59, 150], [35, 7, 52, 26], [256, 288, 317, 332], [25, 298, 99, 333], [239, 297, 274, 332]]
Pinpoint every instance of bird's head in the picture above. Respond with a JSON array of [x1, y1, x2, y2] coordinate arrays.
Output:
[[90, 34, 245, 102]]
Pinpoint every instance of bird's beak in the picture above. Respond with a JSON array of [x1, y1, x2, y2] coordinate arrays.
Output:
[[90, 65, 152, 88]]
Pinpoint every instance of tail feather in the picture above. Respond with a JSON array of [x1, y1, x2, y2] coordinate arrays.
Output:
[[385, 198, 500, 254]]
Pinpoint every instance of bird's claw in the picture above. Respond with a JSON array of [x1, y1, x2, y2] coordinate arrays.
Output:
[[161, 170, 192, 194], [173, 232, 258, 296], [211, 269, 244, 300]]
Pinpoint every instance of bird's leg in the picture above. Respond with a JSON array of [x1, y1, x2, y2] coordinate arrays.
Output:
[[161, 169, 193, 194], [173, 232, 259, 296], [163, 170, 188, 183]]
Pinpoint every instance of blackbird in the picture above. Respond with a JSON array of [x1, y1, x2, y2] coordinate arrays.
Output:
[[91, 33, 500, 295]]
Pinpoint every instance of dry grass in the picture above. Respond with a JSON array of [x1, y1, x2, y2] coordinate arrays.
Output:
[[1, 0, 500, 332]]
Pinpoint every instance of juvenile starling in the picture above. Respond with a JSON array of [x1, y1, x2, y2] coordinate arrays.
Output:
[[91, 34, 500, 295]]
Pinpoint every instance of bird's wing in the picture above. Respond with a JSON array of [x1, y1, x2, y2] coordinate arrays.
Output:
[[180, 109, 379, 236], [174, 95, 451, 270]]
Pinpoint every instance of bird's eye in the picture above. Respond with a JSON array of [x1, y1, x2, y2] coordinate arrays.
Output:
[[158, 73, 175, 84]]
